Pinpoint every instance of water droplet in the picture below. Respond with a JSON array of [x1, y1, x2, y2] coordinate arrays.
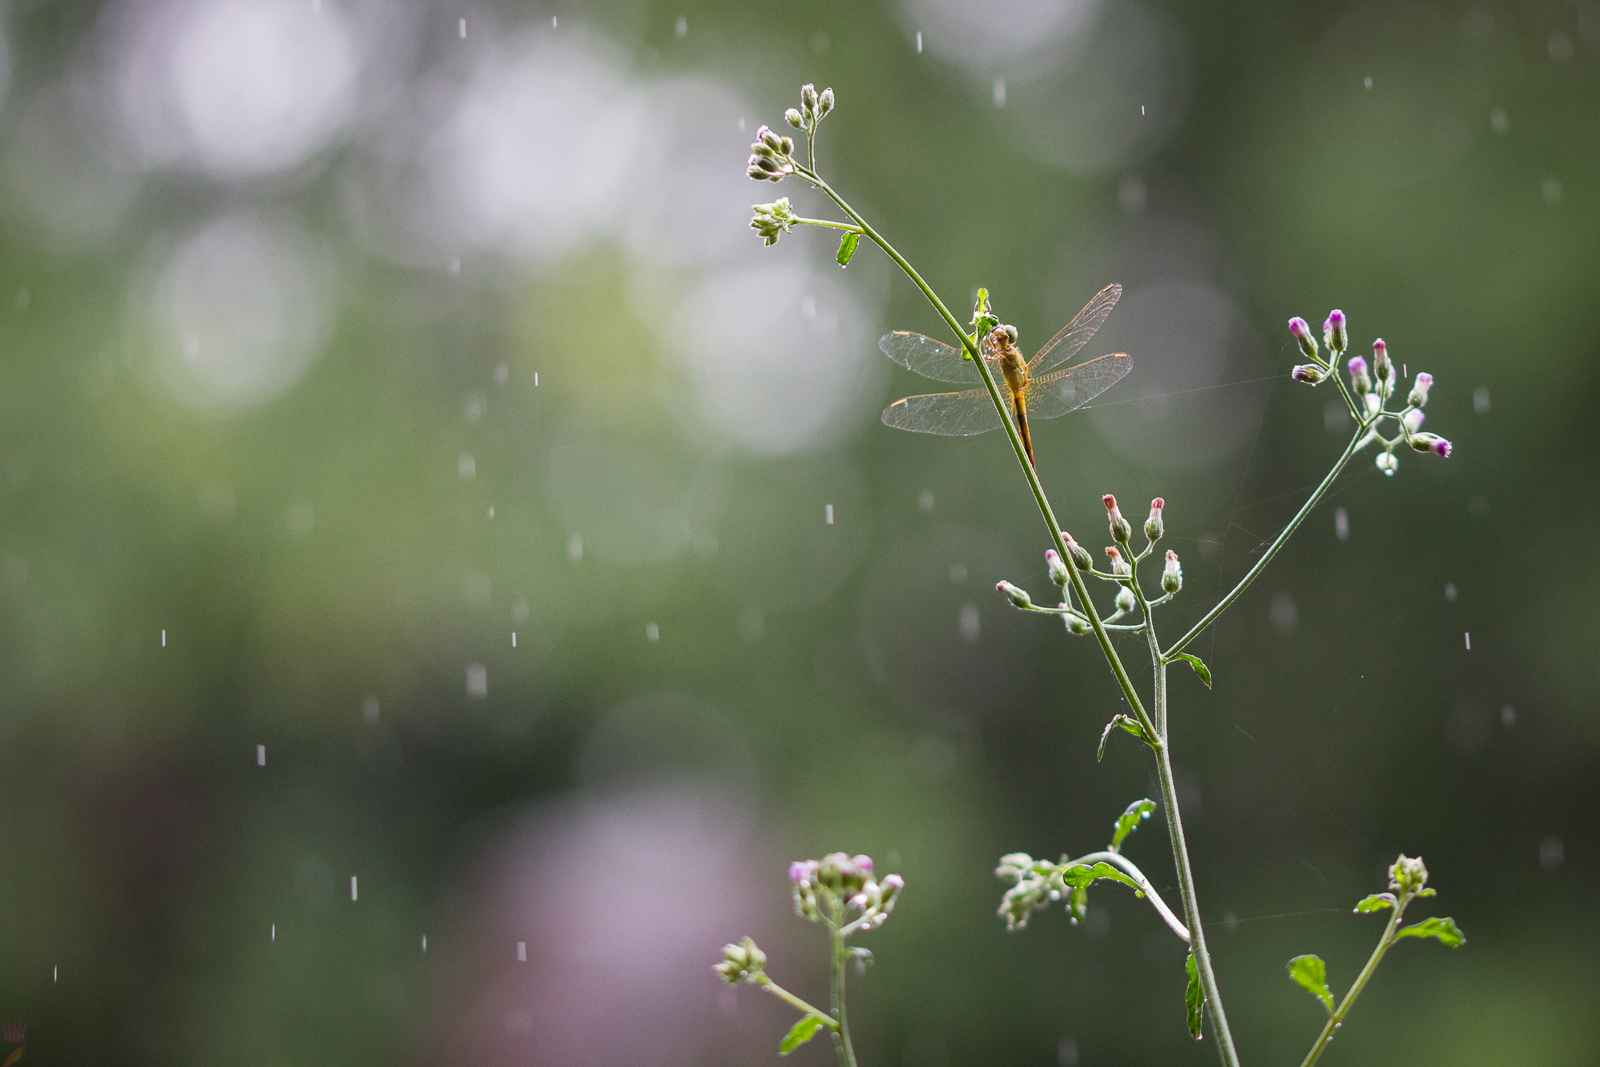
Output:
[[271, 923, 275, 941], [919, 490, 934, 512], [1140, 104, 1146, 116], [363, 695, 379, 724], [1490, 108, 1508, 133], [645, 622, 660, 643], [511, 631, 517, 647], [675, 16, 688, 39], [467, 663, 488, 697], [161, 629, 167, 647], [1334, 507, 1350, 542], [1473, 386, 1491, 413], [916, 31, 923, 53], [517, 941, 527, 961], [567, 534, 583, 563], [1363, 75, 1373, 89], [350, 876, 358, 901], [1445, 582, 1457, 603], [1464, 632, 1471, 650], [256, 744, 266, 766], [959, 602, 980, 642], [825, 503, 834, 524], [1501, 704, 1515, 728], [458, 452, 476, 479], [993, 78, 1007, 108], [948, 562, 967, 583], [422, 934, 427, 951], [1542, 176, 1562, 205], [494, 363, 509, 384], [458, 17, 466, 39]]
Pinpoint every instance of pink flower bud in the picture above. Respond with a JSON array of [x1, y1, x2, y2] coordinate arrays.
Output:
[[1144, 498, 1165, 542], [1103, 494, 1131, 543], [1323, 309, 1348, 353], [1288, 316, 1319, 359]]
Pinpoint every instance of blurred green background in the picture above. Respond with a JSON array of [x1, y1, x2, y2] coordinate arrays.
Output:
[[0, 0, 1595, 1064]]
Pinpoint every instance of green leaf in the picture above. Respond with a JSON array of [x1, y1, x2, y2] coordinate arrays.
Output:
[[1059, 861, 1142, 895], [1097, 714, 1150, 761], [1172, 652, 1212, 688], [779, 1015, 824, 1054], [1110, 799, 1156, 852], [970, 288, 997, 340], [836, 230, 860, 266], [1286, 954, 1334, 1014], [1354, 893, 1397, 913], [1185, 951, 1205, 1039], [1393, 916, 1466, 948]]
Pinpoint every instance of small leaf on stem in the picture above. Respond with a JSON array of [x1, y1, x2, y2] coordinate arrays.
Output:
[[1172, 652, 1212, 688], [1185, 951, 1206, 1039], [1353, 892, 1397, 913], [1110, 798, 1156, 851], [779, 1015, 824, 1054], [836, 231, 860, 266], [1059, 861, 1142, 895], [1097, 714, 1149, 761], [1286, 954, 1335, 1014], [1393, 916, 1466, 947]]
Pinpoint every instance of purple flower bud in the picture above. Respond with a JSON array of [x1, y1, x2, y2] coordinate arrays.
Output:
[[1144, 498, 1164, 542], [1064, 535, 1094, 573], [853, 854, 873, 873], [1407, 371, 1433, 408], [1045, 549, 1069, 587], [1347, 356, 1371, 396], [1372, 338, 1392, 379], [1402, 408, 1425, 433], [1323, 309, 1348, 353], [789, 860, 813, 884], [1291, 363, 1326, 384], [1288, 316, 1319, 359], [1409, 433, 1452, 458], [997, 580, 1032, 609], [1103, 494, 1131, 544]]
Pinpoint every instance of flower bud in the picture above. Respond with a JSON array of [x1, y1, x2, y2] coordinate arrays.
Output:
[[1372, 339, 1393, 389], [1115, 587, 1137, 613], [785, 107, 804, 128], [1103, 494, 1131, 544], [1162, 549, 1182, 593], [757, 124, 784, 151], [1066, 615, 1091, 634], [1105, 545, 1131, 578], [1064, 535, 1094, 573], [1291, 363, 1326, 384], [1323, 309, 1347, 354], [997, 580, 1032, 609], [1363, 391, 1382, 417], [1376, 450, 1398, 476], [1407, 371, 1433, 408], [1388, 854, 1430, 896], [1402, 408, 1425, 433], [1347, 356, 1371, 396], [1408, 432, 1451, 457], [818, 87, 835, 117], [800, 83, 818, 120], [1045, 549, 1070, 587], [715, 936, 766, 983], [1144, 498, 1165, 542], [1288, 317, 1319, 360]]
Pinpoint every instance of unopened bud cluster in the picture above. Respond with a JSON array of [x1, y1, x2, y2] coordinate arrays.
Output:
[[786, 83, 835, 132], [714, 936, 767, 984], [790, 852, 904, 929], [747, 124, 796, 182], [995, 853, 1091, 931], [1388, 854, 1434, 898], [749, 197, 798, 246]]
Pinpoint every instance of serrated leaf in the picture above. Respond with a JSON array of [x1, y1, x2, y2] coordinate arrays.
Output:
[[779, 1015, 824, 1054], [1097, 714, 1149, 761], [836, 231, 860, 266], [1059, 861, 1142, 894], [1286, 954, 1334, 1014], [1172, 652, 1212, 688], [1393, 916, 1466, 948], [1110, 799, 1156, 852], [1185, 951, 1205, 1039], [1354, 893, 1397, 913]]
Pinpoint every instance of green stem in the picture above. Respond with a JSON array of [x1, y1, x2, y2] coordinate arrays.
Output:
[[797, 168, 1157, 744], [1297, 896, 1410, 1067], [1164, 417, 1370, 660], [794, 217, 864, 233], [828, 905, 859, 1067], [755, 977, 839, 1032]]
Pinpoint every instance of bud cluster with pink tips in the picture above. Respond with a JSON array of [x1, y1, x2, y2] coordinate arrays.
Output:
[[789, 852, 904, 929]]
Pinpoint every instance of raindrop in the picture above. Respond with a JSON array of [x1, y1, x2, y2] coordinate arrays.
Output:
[[467, 663, 488, 697], [422, 934, 427, 951], [1490, 108, 1508, 133], [1224, 911, 1239, 932], [494, 363, 509, 384], [1363, 75, 1373, 89], [1469, 495, 1489, 520], [271, 923, 275, 940], [552, 15, 557, 28], [675, 16, 688, 39], [959, 602, 980, 642], [1549, 33, 1574, 63], [948, 562, 968, 583], [737, 607, 764, 642], [917, 31, 923, 53], [1140, 104, 1146, 115], [517, 941, 527, 961], [53, 966, 57, 982], [513, 598, 530, 623], [256, 744, 266, 766], [1539, 836, 1564, 870], [458, 452, 476, 479], [1270, 592, 1297, 635], [1058, 1038, 1079, 1067], [534, 372, 539, 387], [645, 622, 660, 642], [1501, 704, 1515, 727], [350, 876, 358, 901], [511, 632, 517, 647], [487, 506, 494, 519], [568, 534, 583, 563], [1334, 507, 1350, 542], [363, 695, 379, 723], [1445, 583, 1457, 603], [1541, 177, 1562, 205], [1464, 632, 1471, 650], [812, 31, 830, 53], [161, 629, 167, 647], [919, 490, 934, 512], [449, 257, 461, 275], [993, 78, 1007, 107], [463, 391, 485, 421], [15, 289, 29, 312], [1117, 175, 1147, 214], [825, 503, 834, 524], [1473, 386, 1490, 413]]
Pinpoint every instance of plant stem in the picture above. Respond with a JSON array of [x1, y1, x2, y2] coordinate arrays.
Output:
[[1164, 417, 1369, 660], [798, 168, 1157, 744], [828, 904, 859, 1067], [755, 977, 839, 1032], [795, 216, 864, 233], [1149, 631, 1241, 1067], [1297, 898, 1408, 1067], [1072, 850, 1190, 942]]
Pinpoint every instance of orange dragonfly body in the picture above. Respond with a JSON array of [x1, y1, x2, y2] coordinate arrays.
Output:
[[879, 283, 1129, 469]]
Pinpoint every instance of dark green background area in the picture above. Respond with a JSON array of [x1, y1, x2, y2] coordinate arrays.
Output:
[[0, 1, 1594, 1065]]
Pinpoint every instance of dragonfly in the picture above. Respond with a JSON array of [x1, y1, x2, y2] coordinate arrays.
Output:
[[878, 283, 1130, 469]]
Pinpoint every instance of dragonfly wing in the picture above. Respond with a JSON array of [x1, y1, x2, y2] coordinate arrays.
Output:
[[879, 331, 982, 384], [882, 387, 1004, 436], [1026, 353, 1132, 420], [1028, 283, 1122, 377]]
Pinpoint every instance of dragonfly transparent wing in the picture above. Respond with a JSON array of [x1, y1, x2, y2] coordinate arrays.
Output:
[[1028, 283, 1122, 377], [878, 331, 984, 384], [881, 387, 1005, 436], [1024, 353, 1132, 420]]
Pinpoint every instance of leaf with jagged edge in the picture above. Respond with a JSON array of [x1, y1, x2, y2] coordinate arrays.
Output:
[[1172, 652, 1211, 688], [779, 1016, 824, 1054], [1110, 798, 1156, 852], [1354, 893, 1397, 913], [1185, 951, 1205, 1039], [1394, 916, 1466, 948], [1286, 954, 1334, 1014]]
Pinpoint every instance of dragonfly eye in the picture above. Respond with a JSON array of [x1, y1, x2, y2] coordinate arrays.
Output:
[[1002, 324, 1018, 346]]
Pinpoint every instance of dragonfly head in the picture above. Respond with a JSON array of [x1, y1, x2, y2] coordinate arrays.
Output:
[[1001, 324, 1018, 346]]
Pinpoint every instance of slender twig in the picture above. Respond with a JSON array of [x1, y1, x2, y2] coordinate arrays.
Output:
[[827, 903, 860, 1067], [754, 977, 839, 1031], [1297, 896, 1411, 1067], [1072, 850, 1191, 942]]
